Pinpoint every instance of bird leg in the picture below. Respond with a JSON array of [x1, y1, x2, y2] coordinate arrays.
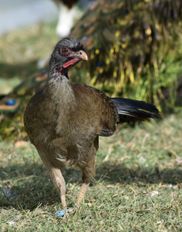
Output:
[[38, 147, 68, 211], [76, 152, 96, 208], [76, 182, 89, 207], [49, 167, 67, 209]]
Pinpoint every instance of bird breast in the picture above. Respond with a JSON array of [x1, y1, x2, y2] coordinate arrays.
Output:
[[48, 75, 77, 134]]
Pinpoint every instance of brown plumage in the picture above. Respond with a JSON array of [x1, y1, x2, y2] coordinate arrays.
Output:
[[24, 38, 159, 216]]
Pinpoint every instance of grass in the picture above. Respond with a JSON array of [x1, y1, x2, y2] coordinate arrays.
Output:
[[0, 22, 182, 231], [1, 113, 182, 231]]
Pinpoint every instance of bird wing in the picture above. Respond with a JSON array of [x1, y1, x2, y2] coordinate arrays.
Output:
[[72, 84, 118, 137]]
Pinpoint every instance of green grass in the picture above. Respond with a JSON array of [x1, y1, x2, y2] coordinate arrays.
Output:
[[1, 113, 182, 232], [0, 22, 182, 231]]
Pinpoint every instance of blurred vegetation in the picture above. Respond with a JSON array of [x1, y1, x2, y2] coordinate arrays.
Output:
[[0, 23, 57, 139], [71, 0, 182, 111]]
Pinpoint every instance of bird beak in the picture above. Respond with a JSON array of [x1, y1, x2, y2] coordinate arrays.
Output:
[[63, 50, 88, 69], [76, 50, 88, 61]]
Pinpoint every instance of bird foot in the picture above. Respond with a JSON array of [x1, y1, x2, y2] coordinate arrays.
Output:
[[66, 207, 76, 215], [55, 207, 76, 218]]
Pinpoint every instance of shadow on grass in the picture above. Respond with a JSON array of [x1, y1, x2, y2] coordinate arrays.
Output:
[[0, 61, 38, 80], [96, 162, 182, 185], [1, 162, 182, 210], [0, 163, 81, 210]]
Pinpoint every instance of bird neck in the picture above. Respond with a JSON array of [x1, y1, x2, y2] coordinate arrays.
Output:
[[47, 73, 76, 105], [49, 63, 68, 78], [47, 73, 76, 133]]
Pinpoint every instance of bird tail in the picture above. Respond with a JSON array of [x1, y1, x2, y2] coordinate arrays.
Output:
[[112, 98, 160, 123]]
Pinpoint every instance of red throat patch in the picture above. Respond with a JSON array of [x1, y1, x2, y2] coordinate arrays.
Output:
[[63, 57, 80, 69]]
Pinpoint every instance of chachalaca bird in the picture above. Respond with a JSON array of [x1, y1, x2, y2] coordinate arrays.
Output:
[[24, 38, 160, 216]]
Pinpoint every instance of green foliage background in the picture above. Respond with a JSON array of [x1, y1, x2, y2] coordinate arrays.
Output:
[[71, 0, 182, 110]]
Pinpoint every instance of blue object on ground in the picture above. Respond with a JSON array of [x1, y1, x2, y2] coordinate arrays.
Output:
[[55, 210, 65, 218], [5, 99, 16, 106]]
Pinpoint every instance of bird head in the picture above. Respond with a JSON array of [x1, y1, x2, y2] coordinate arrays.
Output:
[[49, 38, 88, 77]]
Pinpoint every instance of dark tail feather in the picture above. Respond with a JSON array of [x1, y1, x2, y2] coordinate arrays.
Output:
[[112, 98, 160, 123]]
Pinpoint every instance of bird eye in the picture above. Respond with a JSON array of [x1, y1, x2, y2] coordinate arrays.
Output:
[[60, 47, 70, 56]]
